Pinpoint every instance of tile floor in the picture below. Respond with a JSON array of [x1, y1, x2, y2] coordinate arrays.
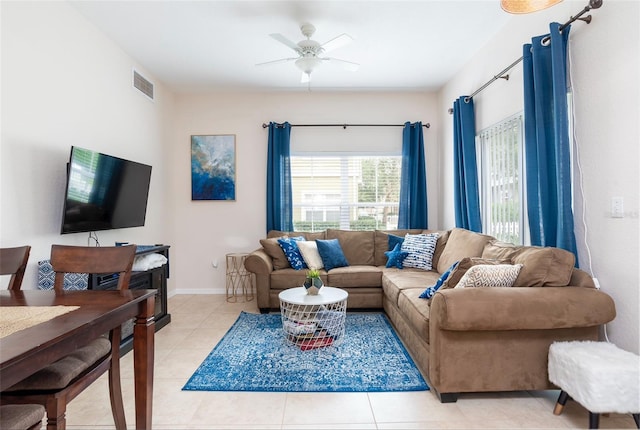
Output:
[[64, 294, 637, 429]]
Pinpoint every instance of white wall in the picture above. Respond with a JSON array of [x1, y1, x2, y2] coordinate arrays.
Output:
[[170, 91, 438, 294], [438, 0, 639, 353], [0, 2, 174, 289]]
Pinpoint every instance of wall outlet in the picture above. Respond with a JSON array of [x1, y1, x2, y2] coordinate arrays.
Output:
[[612, 196, 624, 218], [211, 259, 219, 269]]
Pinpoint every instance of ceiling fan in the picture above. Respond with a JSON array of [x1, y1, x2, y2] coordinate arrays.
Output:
[[257, 23, 359, 83]]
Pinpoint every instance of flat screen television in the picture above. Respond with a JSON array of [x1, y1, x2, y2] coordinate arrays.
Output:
[[60, 146, 152, 234]]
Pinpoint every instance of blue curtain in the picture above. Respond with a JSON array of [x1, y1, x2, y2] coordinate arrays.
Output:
[[266, 122, 293, 233], [398, 122, 428, 229], [452, 96, 482, 232], [523, 23, 577, 258]]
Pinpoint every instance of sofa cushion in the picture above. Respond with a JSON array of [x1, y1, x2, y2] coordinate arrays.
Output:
[[373, 229, 423, 266], [267, 230, 326, 241], [481, 240, 520, 260], [454, 264, 523, 289], [511, 246, 575, 287], [316, 239, 349, 271], [326, 229, 374, 265], [260, 236, 290, 270], [382, 268, 441, 307], [271, 268, 314, 289], [401, 233, 439, 271], [384, 243, 409, 269], [297, 240, 324, 269], [398, 288, 432, 343], [327, 265, 383, 288], [277, 237, 307, 270], [430, 230, 450, 272], [437, 228, 494, 273], [482, 241, 576, 287]]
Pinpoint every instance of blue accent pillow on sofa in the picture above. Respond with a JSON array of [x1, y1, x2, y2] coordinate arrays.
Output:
[[388, 234, 405, 251], [316, 239, 349, 271], [419, 261, 459, 299], [277, 236, 307, 270], [385, 243, 409, 269]]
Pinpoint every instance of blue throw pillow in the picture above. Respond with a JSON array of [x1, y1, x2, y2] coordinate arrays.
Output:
[[385, 243, 409, 269], [316, 239, 349, 271], [419, 261, 460, 299], [277, 236, 307, 270], [388, 234, 405, 251]]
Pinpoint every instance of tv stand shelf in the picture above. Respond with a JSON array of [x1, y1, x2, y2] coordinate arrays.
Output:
[[88, 245, 171, 354]]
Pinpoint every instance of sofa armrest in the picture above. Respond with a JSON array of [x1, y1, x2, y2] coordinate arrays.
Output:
[[244, 248, 273, 274], [244, 249, 274, 311], [430, 286, 615, 331]]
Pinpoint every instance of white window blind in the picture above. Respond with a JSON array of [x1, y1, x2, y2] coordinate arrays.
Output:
[[478, 114, 525, 244], [291, 155, 401, 231]]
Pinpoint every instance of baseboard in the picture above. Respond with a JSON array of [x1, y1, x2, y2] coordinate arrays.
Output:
[[170, 288, 226, 296]]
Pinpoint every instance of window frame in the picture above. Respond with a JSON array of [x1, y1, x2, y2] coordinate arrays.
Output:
[[290, 152, 402, 232]]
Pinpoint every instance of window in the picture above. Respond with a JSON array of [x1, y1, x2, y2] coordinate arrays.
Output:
[[478, 114, 525, 245], [291, 155, 401, 231]]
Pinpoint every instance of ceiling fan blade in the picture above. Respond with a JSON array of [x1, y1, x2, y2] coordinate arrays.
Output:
[[255, 57, 298, 67], [269, 33, 300, 53], [323, 57, 360, 72], [321, 33, 353, 53], [300, 72, 311, 83]]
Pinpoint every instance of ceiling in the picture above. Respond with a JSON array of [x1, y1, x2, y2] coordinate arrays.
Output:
[[70, 1, 513, 93]]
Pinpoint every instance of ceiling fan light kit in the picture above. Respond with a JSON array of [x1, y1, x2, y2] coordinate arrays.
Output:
[[257, 22, 359, 84], [501, 0, 563, 13]]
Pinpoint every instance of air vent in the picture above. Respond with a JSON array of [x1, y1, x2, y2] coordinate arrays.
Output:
[[133, 70, 154, 100]]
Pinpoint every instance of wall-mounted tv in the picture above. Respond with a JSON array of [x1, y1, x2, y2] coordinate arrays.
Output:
[[60, 146, 152, 234]]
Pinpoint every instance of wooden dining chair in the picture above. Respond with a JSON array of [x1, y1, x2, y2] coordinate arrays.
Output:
[[0, 246, 31, 290], [1, 244, 137, 430]]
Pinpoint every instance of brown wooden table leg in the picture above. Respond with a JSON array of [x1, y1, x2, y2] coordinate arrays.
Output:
[[133, 295, 155, 430]]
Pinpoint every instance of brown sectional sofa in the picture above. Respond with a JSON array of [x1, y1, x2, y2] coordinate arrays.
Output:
[[244, 227, 616, 402]]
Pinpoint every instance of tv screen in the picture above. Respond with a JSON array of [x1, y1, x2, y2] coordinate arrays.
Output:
[[60, 146, 152, 234]]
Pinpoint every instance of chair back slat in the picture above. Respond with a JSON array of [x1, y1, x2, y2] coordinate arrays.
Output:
[[50, 245, 136, 292], [0, 246, 31, 290]]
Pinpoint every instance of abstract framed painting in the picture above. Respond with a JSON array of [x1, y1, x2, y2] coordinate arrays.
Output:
[[191, 134, 236, 201]]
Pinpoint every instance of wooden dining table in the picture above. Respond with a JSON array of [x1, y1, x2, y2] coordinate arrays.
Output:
[[0, 289, 156, 430]]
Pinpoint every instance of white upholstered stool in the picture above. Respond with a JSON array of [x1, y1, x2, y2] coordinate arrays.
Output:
[[548, 340, 640, 429]]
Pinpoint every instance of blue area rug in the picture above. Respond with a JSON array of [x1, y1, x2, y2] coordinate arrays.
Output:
[[182, 311, 429, 392]]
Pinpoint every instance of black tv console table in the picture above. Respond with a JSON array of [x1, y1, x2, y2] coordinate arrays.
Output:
[[87, 244, 171, 353]]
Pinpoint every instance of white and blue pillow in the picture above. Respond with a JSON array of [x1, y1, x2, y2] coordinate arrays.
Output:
[[419, 261, 459, 299], [401, 233, 439, 271], [277, 236, 307, 270], [385, 243, 409, 269], [316, 239, 349, 271]]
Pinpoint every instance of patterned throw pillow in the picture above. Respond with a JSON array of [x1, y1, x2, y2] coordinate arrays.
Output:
[[455, 264, 523, 288], [277, 236, 307, 270], [384, 243, 409, 269], [37, 259, 88, 290], [419, 261, 459, 299], [401, 233, 439, 271]]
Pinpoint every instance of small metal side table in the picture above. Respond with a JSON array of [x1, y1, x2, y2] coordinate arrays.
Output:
[[225, 253, 254, 302], [279, 286, 348, 349]]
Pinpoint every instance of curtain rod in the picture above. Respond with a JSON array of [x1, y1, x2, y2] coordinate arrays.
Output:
[[448, 0, 603, 114], [262, 122, 430, 129]]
